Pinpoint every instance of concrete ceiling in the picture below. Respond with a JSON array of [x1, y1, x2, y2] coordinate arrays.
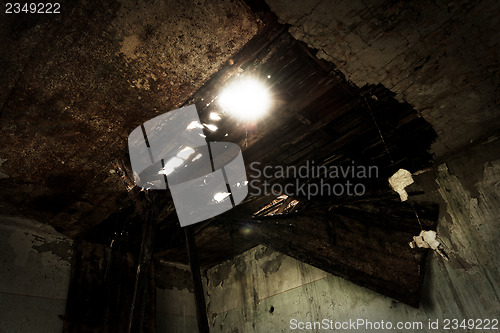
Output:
[[266, 0, 500, 157], [0, 0, 498, 307], [2, 0, 497, 237], [0, 0, 259, 236]]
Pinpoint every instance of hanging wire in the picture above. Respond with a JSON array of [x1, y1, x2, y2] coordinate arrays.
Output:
[[104, 212, 120, 282], [363, 96, 428, 238], [409, 201, 424, 230], [362, 95, 429, 234], [104, 239, 115, 281], [363, 95, 450, 262], [363, 96, 394, 164]]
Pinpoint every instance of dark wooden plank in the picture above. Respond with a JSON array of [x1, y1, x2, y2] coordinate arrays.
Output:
[[230, 200, 438, 307], [185, 226, 210, 333]]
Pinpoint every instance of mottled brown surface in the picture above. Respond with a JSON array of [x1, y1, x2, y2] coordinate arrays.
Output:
[[0, 0, 259, 236]]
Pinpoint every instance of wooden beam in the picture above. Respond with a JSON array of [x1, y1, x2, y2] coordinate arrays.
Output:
[[63, 215, 156, 332], [185, 225, 210, 333], [128, 207, 156, 333]]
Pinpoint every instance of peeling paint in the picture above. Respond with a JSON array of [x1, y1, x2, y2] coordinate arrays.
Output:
[[258, 251, 285, 278], [410, 230, 448, 260], [204, 139, 500, 331], [0, 216, 72, 332], [266, 0, 500, 157], [389, 168, 414, 201], [2, 215, 73, 265], [411, 230, 440, 250], [32, 241, 72, 263], [436, 162, 500, 269]]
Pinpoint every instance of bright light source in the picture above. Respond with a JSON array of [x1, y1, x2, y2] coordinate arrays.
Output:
[[218, 77, 271, 121]]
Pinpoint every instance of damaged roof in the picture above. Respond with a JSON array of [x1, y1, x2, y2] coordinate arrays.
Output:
[[1, 0, 446, 306]]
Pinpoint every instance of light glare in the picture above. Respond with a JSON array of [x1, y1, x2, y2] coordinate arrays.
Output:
[[219, 77, 271, 121]]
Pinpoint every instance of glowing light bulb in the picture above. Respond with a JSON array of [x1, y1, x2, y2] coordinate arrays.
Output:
[[218, 77, 271, 121]]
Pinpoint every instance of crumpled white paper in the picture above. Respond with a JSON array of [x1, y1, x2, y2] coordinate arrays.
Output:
[[409, 230, 449, 260], [389, 169, 414, 201]]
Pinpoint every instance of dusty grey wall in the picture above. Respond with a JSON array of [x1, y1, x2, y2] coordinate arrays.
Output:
[[156, 262, 199, 333], [0, 216, 72, 333], [204, 137, 500, 332], [265, 0, 500, 158]]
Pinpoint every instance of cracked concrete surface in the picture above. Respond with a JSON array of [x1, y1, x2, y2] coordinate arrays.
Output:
[[202, 138, 500, 333], [156, 262, 198, 332], [265, 0, 500, 157], [0, 216, 72, 332], [0, 0, 259, 236]]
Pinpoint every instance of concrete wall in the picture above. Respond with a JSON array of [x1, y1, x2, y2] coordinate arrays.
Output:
[[204, 137, 500, 332], [0, 216, 72, 333], [265, 0, 500, 158], [156, 262, 198, 333]]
